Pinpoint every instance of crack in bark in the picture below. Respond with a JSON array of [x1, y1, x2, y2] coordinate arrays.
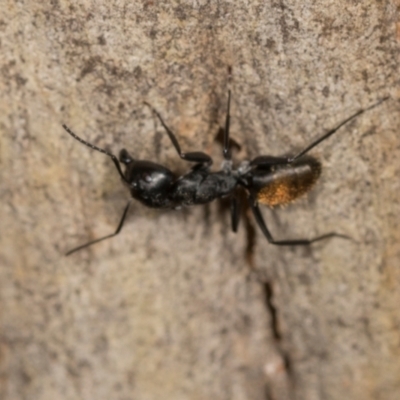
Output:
[[263, 281, 281, 341], [263, 281, 294, 399]]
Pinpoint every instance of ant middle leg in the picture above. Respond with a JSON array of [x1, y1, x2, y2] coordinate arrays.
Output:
[[143, 102, 212, 166], [249, 198, 349, 246], [230, 192, 241, 233]]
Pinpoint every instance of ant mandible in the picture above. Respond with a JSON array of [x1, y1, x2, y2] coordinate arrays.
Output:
[[62, 91, 388, 255]]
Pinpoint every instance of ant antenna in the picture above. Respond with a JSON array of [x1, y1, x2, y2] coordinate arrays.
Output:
[[62, 124, 127, 182]]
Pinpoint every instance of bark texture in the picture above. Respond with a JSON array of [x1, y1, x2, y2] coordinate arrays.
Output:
[[1, 1, 400, 399]]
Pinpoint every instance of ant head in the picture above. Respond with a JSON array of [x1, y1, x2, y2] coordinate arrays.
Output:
[[119, 149, 133, 165], [124, 160, 175, 208]]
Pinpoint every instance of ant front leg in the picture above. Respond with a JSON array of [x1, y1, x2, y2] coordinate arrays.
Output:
[[143, 102, 212, 167], [65, 200, 133, 256], [249, 197, 349, 246]]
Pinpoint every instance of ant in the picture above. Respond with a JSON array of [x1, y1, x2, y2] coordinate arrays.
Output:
[[62, 91, 388, 255]]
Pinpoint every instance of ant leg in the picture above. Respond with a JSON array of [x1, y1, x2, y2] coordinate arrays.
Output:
[[62, 125, 127, 182], [249, 197, 349, 246], [225, 89, 237, 232], [248, 96, 389, 169], [66, 200, 132, 256], [250, 155, 291, 167], [289, 96, 389, 162], [230, 193, 241, 233], [143, 102, 212, 166], [223, 90, 231, 160]]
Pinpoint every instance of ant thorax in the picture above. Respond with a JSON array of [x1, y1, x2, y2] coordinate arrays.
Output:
[[221, 159, 233, 173], [236, 160, 251, 176]]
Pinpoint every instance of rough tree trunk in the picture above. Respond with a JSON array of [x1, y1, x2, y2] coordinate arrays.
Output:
[[1, 1, 399, 399]]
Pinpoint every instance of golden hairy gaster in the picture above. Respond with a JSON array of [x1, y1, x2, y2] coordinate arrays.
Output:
[[257, 159, 321, 207]]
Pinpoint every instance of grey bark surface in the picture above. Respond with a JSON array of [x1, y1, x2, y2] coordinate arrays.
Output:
[[1, 1, 399, 400]]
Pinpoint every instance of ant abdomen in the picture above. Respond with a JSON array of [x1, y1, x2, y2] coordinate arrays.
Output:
[[248, 157, 321, 207]]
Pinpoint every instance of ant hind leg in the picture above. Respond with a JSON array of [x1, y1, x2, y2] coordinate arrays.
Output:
[[249, 198, 350, 246]]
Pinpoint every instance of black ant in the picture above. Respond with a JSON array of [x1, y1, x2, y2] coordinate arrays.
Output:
[[62, 92, 388, 255]]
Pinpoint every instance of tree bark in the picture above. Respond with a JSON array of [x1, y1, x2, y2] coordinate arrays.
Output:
[[1, 1, 399, 399]]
